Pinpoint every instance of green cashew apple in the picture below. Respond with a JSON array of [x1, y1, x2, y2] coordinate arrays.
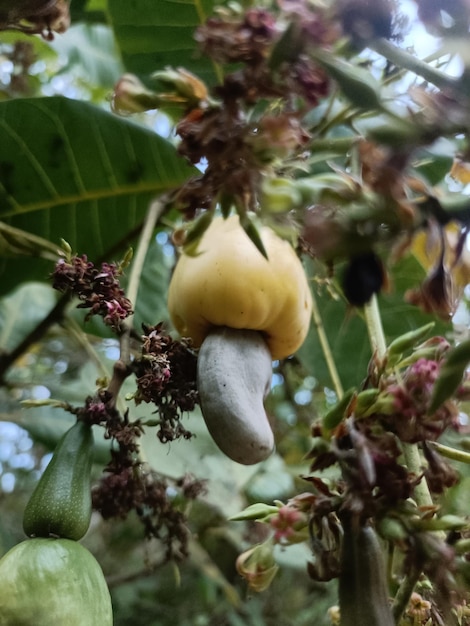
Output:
[[0, 538, 113, 626], [23, 419, 94, 540], [339, 518, 393, 626]]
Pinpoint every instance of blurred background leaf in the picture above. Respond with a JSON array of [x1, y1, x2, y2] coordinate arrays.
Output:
[[107, 0, 223, 85]]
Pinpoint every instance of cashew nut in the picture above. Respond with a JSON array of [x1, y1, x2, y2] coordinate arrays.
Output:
[[197, 327, 274, 465]]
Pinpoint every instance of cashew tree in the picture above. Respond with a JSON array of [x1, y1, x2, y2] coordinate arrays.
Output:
[[2, 1, 470, 625]]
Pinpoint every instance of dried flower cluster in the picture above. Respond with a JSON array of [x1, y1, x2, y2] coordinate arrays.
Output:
[[233, 326, 470, 620], [133, 323, 198, 442], [173, 4, 338, 217], [0, 0, 70, 40], [306, 338, 466, 522], [93, 464, 205, 560], [78, 390, 204, 559], [52, 254, 133, 330]]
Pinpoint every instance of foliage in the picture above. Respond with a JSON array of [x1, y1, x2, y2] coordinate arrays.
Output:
[[3, 0, 470, 625]]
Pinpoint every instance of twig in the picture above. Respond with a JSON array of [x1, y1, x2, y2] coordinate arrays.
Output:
[[391, 564, 422, 624], [364, 296, 434, 508], [106, 198, 167, 405], [370, 38, 458, 93], [310, 287, 344, 398], [0, 291, 71, 383], [363, 296, 443, 625], [63, 316, 110, 382]]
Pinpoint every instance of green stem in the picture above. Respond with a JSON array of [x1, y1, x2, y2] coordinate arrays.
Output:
[[391, 565, 422, 625], [364, 295, 387, 357], [401, 442, 433, 507], [370, 38, 458, 93], [310, 287, 343, 398], [107, 199, 166, 467], [363, 297, 433, 508], [126, 198, 165, 313], [429, 441, 470, 465], [363, 297, 442, 625], [107, 198, 165, 402]]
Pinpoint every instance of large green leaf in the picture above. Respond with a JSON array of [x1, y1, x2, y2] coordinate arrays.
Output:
[[107, 0, 220, 85], [0, 96, 195, 294], [299, 254, 453, 390]]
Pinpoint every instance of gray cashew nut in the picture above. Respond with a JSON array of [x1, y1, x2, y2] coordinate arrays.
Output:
[[197, 327, 275, 465]]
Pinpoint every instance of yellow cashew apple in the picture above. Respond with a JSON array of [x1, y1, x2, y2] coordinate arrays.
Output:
[[167, 215, 312, 464]]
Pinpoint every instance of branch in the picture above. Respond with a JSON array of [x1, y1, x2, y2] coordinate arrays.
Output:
[[106, 198, 167, 406], [370, 38, 458, 93], [0, 291, 71, 384], [363, 296, 445, 625], [310, 287, 344, 398]]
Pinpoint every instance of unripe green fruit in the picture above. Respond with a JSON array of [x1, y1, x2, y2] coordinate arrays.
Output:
[[339, 519, 393, 626], [23, 420, 94, 540], [0, 538, 113, 626]]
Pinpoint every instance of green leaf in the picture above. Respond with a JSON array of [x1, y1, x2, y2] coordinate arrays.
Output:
[[70, 0, 108, 24], [228, 503, 279, 522], [428, 338, 470, 413], [107, 0, 221, 85], [0, 96, 196, 294]]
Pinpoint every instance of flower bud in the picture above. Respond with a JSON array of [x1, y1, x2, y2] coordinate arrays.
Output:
[[152, 67, 209, 108], [259, 177, 303, 213], [112, 74, 162, 114], [235, 542, 279, 592]]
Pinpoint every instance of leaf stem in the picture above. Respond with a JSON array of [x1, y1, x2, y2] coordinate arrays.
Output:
[[370, 38, 458, 93], [0, 292, 72, 384], [364, 296, 434, 508], [429, 441, 470, 465], [363, 297, 440, 625], [310, 287, 343, 398], [107, 198, 166, 403]]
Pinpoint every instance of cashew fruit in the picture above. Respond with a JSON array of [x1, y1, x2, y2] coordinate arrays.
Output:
[[168, 215, 312, 464], [0, 538, 113, 626], [23, 419, 93, 541], [339, 518, 394, 626], [167, 215, 312, 361], [197, 327, 274, 465]]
